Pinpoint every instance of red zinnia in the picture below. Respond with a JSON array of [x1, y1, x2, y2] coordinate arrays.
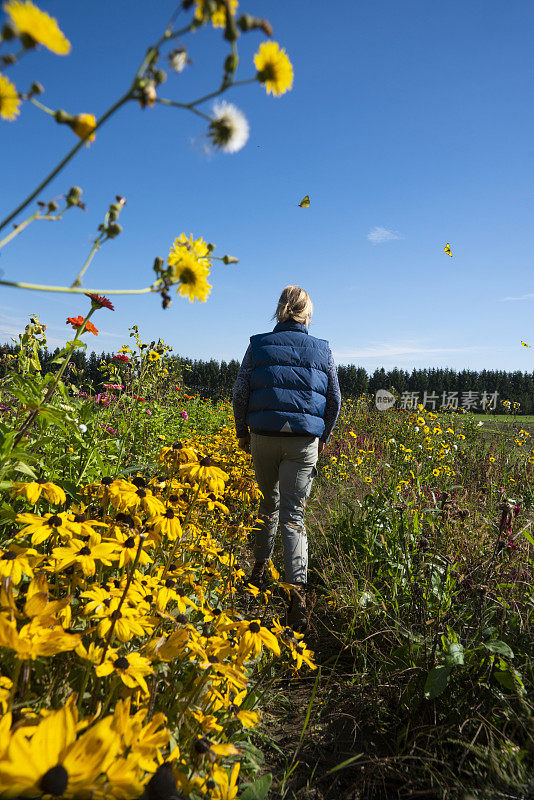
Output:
[[66, 316, 99, 335], [85, 293, 115, 311], [113, 353, 130, 363]]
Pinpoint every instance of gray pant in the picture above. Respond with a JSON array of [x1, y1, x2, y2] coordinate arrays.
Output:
[[250, 433, 319, 585]]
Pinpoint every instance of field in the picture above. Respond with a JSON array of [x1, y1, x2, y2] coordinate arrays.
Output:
[[0, 329, 533, 799]]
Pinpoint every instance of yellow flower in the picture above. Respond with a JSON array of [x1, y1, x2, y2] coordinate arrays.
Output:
[[4, 0, 71, 55], [70, 112, 96, 144], [180, 456, 228, 493], [254, 41, 294, 97], [12, 479, 66, 505], [167, 245, 212, 303], [16, 511, 71, 545], [0, 699, 118, 796], [148, 350, 161, 362], [211, 762, 241, 800], [0, 616, 80, 660], [52, 536, 119, 577], [194, 0, 238, 28], [95, 649, 153, 695], [0, 71, 20, 120], [0, 545, 37, 585]]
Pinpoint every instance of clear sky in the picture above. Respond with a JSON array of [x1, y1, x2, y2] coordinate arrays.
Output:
[[1, 0, 534, 372]]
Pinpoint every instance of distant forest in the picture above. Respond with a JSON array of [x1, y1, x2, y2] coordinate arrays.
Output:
[[2, 343, 534, 413]]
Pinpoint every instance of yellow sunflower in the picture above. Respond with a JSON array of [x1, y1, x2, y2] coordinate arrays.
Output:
[[254, 41, 294, 97], [167, 246, 212, 303], [0, 71, 20, 120], [4, 0, 71, 55]]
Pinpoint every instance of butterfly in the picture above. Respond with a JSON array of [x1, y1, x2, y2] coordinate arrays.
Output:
[[444, 242, 452, 257], [521, 341, 531, 348], [298, 195, 310, 208]]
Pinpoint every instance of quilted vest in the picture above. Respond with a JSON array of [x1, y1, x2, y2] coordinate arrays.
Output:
[[246, 321, 329, 437]]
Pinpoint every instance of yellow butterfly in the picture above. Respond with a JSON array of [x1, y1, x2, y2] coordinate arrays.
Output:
[[521, 341, 531, 348], [444, 242, 452, 257], [298, 195, 310, 208]]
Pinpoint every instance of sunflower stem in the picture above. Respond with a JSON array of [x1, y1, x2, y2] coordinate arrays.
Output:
[[9, 659, 22, 710]]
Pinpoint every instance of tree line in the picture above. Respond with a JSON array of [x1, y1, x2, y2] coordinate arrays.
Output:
[[2, 344, 533, 413]]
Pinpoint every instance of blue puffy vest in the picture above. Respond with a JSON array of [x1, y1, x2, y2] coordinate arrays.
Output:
[[246, 321, 329, 437]]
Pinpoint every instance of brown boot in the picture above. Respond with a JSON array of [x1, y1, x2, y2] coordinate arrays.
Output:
[[287, 584, 308, 633], [247, 560, 267, 590]]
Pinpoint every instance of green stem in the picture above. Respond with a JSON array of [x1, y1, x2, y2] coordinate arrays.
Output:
[[29, 97, 55, 116], [188, 77, 257, 108], [9, 659, 22, 710], [0, 279, 154, 295], [0, 91, 132, 234], [155, 97, 211, 121], [71, 238, 102, 288], [13, 308, 96, 447], [0, 210, 39, 249]]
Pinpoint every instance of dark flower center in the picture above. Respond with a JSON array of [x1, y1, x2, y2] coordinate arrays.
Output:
[[116, 513, 135, 527], [208, 654, 219, 664], [136, 488, 147, 498], [169, 494, 180, 503], [175, 613, 187, 624], [78, 546, 91, 556], [1, 550, 16, 561], [114, 656, 129, 670], [36, 478, 47, 485], [176, 588, 185, 597], [39, 764, 68, 795], [164, 509, 175, 519], [101, 477, 113, 486], [113, 579, 121, 588], [165, 578, 175, 588], [81, 535, 90, 542], [144, 594, 153, 604], [132, 476, 146, 488], [200, 456, 212, 467], [208, 493, 216, 501], [194, 737, 211, 754], [47, 515, 62, 527], [124, 536, 136, 548], [74, 513, 86, 523], [172, 442, 183, 450], [111, 609, 122, 620], [249, 621, 261, 633]]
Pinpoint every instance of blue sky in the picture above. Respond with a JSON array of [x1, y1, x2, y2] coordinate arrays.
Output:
[[1, 0, 534, 372]]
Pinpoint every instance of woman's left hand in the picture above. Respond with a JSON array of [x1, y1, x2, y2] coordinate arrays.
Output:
[[238, 434, 251, 454]]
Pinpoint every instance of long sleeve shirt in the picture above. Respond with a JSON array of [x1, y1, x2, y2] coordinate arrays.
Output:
[[232, 344, 342, 443]]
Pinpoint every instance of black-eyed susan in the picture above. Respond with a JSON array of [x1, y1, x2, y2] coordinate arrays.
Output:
[[157, 442, 198, 467], [0, 545, 37, 584], [16, 511, 71, 545], [109, 480, 165, 517], [95, 649, 153, 695], [210, 762, 241, 800], [229, 618, 280, 661], [106, 528, 153, 568], [180, 456, 228, 493], [52, 536, 119, 577], [4, 0, 71, 54], [0, 615, 80, 659], [254, 41, 294, 96], [0, 71, 21, 120], [94, 598, 149, 642], [0, 700, 117, 797], [289, 640, 317, 670], [12, 478, 66, 505], [150, 507, 183, 542]]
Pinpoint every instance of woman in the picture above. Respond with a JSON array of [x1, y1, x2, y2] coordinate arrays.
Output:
[[232, 286, 341, 631]]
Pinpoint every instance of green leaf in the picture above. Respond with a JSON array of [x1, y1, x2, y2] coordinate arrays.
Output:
[[239, 774, 272, 800], [12, 461, 38, 480], [484, 641, 514, 659], [424, 665, 451, 700], [444, 642, 464, 668]]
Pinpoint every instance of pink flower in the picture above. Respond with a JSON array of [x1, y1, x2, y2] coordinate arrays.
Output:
[[181, 411, 188, 420]]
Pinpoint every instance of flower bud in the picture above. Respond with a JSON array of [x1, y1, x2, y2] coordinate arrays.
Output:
[[66, 186, 83, 206], [223, 52, 238, 75], [54, 108, 72, 125], [222, 254, 238, 264], [47, 201, 59, 213], [153, 68, 167, 84], [153, 257, 164, 275], [224, 11, 239, 43], [237, 14, 273, 36], [207, 242, 216, 252], [1, 53, 16, 66], [1, 23, 16, 41], [19, 32, 37, 50], [106, 223, 122, 238], [29, 81, 44, 96]]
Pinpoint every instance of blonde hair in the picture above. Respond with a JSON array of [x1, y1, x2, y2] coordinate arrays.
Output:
[[275, 285, 313, 325]]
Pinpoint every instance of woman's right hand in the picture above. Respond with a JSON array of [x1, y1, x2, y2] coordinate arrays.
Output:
[[238, 434, 251, 454]]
